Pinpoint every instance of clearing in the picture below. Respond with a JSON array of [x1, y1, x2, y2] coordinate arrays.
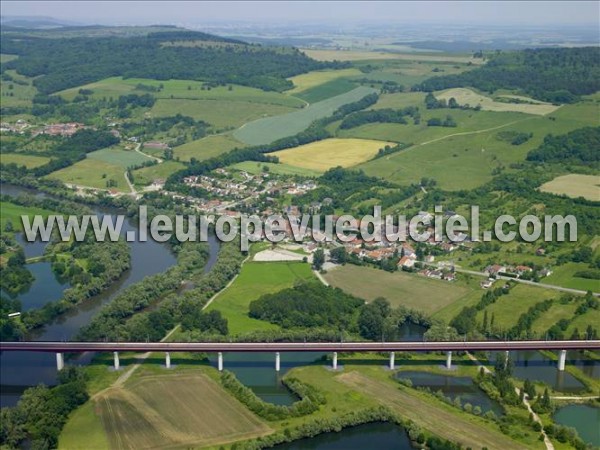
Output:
[[324, 265, 474, 315], [92, 372, 270, 450], [0, 153, 50, 168], [233, 86, 377, 145], [435, 88, 561, 115], [270, 138, 392, 172], [539, 174, 600, 201], [206, 261, 314, 334]]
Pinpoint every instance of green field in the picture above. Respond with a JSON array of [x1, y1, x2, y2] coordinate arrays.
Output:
[[206, 261, 315, 334], [230, 161, 321, 177], [324, 264, 475, 315], [87, 146, 153, 169], [84, 372, 270, 450], [539, 174, 600, 201], [0, 201, 58, 232], [0, 69, 37, 108], [295, 78, 359, 103], [233, 86, 377, 145], [173, 133, 243, 162], [544, 263, 600, 293], [150, 98, 297, 129], [131, 161, 185, 186], [270, 138, 393, 172], [0, 54, 18, 63], [0, 153, 50, 168], [47, 158, 128, 192]]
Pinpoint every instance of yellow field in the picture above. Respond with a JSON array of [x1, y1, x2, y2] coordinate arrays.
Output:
[[0, 153, 50, 168], [270, 138, 393, 172], [96, 373, 270, 450], [302, 49, 482, 64], [287, 68, 361, 94], [540, 174, 600, 201], [435, 88, 560, 115]]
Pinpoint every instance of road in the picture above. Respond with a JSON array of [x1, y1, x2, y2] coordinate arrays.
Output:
[[2, 340, 599, 353]]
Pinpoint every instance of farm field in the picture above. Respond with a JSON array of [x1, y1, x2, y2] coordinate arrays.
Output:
[[324, 264, 475, 315], [539, 174, 600, 201], [530, 300, 580, 336], [287, 68, 361, 94], [233, 86, 377, 145], [270, 138, 392, 172], [337, 371, 525, 450], [173, 133, 243, 161], [0, 54, 18, 63], [46, 158, 128, 192], [0, 153, 50, 168], [131, 161, 185, 187], [0, 201, 57, 231], [475, 284, 560, 332], [87, 146, 153, 169], [206, 261, 315, 334], [55, 77, 306, 108], [150, 98, 296, 129], [544, 263, 600, 293], [230, 160, 321, 177], [435, 88, 561, 115], [294, 78, 359, 103], [93, 372, 270, 450], [302, 49, 481, 64]]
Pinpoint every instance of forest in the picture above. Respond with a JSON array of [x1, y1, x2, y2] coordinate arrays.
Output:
[[417, 47, 600, 103], [526, 126, 600, 164], [1, 30, 342, 93]]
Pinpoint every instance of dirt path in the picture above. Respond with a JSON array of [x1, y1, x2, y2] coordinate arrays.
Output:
[[134, 143, 162, 163], [123, 171, 136, 196], [465, 352, 554, 450]]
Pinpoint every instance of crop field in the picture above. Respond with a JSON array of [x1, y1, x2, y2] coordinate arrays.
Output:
[[230, 161, 321, 177], [324, 264, 475, 315], [47, 159, 128, 192], [270, 138, 392, 172], [294, 78, 359, 104], [287, 68, 362, 94], [302, 49, 481, 64], [87, 146, 153, 169], [95, 373, 270, 450], [233, 86, 378, 145], [338, 371, 524, 450], [539, 174, 600, 201], [544, 262, 600, 292], [131, 161, 185, 186], [435, 88, 561, 115], [150, 98, 297, 129], [0, 153, 50, 168], [56, 77, 305, 108], [206, 261, 314, 334], [173, 133, 243, 161]]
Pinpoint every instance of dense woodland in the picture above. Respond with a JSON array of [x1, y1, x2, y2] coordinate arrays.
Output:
[[526, 126, 600, 164], [1, 30, 343, 93], [418, 47, 600, 103]]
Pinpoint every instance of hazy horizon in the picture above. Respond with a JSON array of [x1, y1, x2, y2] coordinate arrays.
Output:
[[1, 1, 599, 27]]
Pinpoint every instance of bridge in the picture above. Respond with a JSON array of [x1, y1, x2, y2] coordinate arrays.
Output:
[[2, 340, 599, 372]]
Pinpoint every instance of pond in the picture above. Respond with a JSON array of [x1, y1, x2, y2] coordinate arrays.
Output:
[[553, 404, 600, 446]]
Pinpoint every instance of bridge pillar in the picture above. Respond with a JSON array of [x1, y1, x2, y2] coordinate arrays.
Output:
[[504, 350, 510, 369], [113, 351, 120, 371], [165, 352, 171, 369], [332, 352, 338, 370], [217, 352, 223, 371], [275, 352, 281, 372], [56, 353, 64, 371], [389, 352, 395, 370], [558, 349, 567, 371], [445, 351, 452, 369]]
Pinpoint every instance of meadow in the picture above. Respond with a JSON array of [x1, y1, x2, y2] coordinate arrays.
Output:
[[130, 160, 185, 187], [287, 68, 361, 95], [302, 49, 481, 65], [172, 133, 243, 161], [0, 201, 57, 231], [233, 86, 377, 145], [324, 264, 476, 315], [544, 262, 600, 292], [0, 153, 50, 168], [539, 174, 600, 201], [270, 138, 392, 172], [435, 88, 560, 115], [0, 69, 37, 108], [46, 158, 128, 192], [206, 261, 315, 334], [86, 146, 153, 169], [92, 372, 270, 450]]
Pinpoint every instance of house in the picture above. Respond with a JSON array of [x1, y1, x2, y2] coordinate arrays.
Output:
[[427, 270, 443, 279], [480, 280, 494, 289], [397, 256, 415, 269], [424, 255, 435, 263], [444, 272, 456, 282], [539, 268, 553, 277], [485, 264, 506, 277], [401, 242, 416, 257], [515, 265, 533, 276]]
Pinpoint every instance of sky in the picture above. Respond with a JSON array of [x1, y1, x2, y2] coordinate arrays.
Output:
[[1, 1, 599, 26]]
